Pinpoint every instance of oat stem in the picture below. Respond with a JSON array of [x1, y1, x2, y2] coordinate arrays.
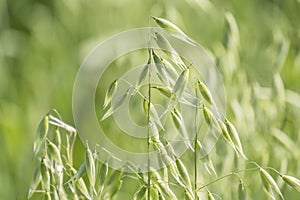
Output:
[[147, 48, 152, 200], [194, 82, 199, 200], [197, 168, 258, 191]]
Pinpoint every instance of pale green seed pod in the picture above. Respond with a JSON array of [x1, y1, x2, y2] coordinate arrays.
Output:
[[197, 140, 217, 177], [207, 190, 216, 200], [184, 189, 194, 200], [238, 179, 247, 200], [203, 106, 214, 126], [85, 142, 96, 187], [56, 183, 68, 200], [281, 174, 300, 192], [156, 181, 178, 200], [154, 32, 175, 54], [44, 192, 51, 200], [161, 154, 178, 179], [54, 129, 61, 151], [46, 139, 62, 164], [217, 119, 233, 144], [197, 141, 217, 176], [151, 134, 162, 146], [197, 79, 213, 105], [40, 158, 50, 192], [101, 89, 129, 121], [152, 140, 167, 154], [204, 159, 217, 176], [143, 98, 149, 113], [176, 158, 192, 189], [171, 108, 194, 151], [28, 165, 41, 199], [162, 166, 169, 183], [152, 16, 196, 45], [225, 119, 247, 159], [161, 58, 179, 79], [217, 119, 236, 153], [152, 86, 172, 98], [172, 68, 189, 99], [171, 109, 181, 130], [164, 140, 176, 156], [158, 190, 166, 200], [149, 187, 159, 200], [154, 32, 185, 70], [259, 167, 283, 200], [103, 79, 118, 109], [111, 89, 129, 109], [33, 115, 49, 156], [153, 51, 171, 86], [71, 166, 91, 199], [152, 16, 185, 35], [68, 164, 90, 199], [136, 59, 150, 89], [149, 103, 164, 131], [101, 106, 116, 121], [51, 184, 60, 200], [76, 178, 91, 199]]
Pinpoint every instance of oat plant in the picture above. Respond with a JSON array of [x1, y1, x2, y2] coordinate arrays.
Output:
[[28, 15, 300, 200]]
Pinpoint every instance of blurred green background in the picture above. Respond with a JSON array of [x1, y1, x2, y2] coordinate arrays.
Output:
[[0, 0, 299, 199]]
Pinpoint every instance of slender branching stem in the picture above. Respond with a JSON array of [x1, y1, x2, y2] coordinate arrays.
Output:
[[197, 167, 259, 191], [247, 161, 281, 175], [194, 81, 199, 199], [147, 49, 152, 200]]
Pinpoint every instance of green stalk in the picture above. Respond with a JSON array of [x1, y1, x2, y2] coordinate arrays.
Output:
[[197, 167, 258, 191], [194, 82, 199, 200], [194, 127, 198, 199], [147, 48, 152, 200]]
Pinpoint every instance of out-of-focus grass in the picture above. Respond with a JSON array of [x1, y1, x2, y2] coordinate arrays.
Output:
[[0, 0, 299, 199]]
